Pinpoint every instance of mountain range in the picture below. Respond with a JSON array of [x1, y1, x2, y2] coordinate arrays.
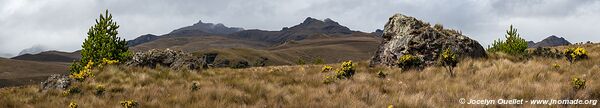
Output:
[[3, 17, 381, 87], [528, 35, 571, 48]]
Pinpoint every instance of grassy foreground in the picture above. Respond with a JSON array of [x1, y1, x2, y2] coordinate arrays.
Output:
[[1, 44, 600, 108]]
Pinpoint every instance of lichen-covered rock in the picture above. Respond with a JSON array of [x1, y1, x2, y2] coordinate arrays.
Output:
[[39, 74, 71, 90], [370, 13, 486, 67], [127, 49, 206, 70]]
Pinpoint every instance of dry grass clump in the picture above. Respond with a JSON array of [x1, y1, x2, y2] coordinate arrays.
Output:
[[1, 44, 599, 107]]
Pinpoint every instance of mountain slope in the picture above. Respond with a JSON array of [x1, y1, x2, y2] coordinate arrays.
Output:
[[11, 50, 81, 63], [0, 58, 68, 88]]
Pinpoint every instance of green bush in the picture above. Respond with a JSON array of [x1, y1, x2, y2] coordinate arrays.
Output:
[[531, 47, 562, 59], [396, 54, 423, 70], [439, 48, 458, 77], [296, 58, 306, 65], [70, 10, 130, 74], [313, 57, 325, 64], [487, 25, 528, 56]]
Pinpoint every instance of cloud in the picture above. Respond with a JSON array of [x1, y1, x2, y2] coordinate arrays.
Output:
[[0, 0, 599, 58]]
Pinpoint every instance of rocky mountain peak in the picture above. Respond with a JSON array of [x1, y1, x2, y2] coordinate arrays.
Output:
[[529, 35, 571, 48], [287, 17, 352, 34], [170, 20, 244, 36]]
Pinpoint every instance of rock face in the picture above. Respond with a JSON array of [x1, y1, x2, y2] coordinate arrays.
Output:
[[39, 74, 71, 90], [370, 14, 486, 67], [126, 49, 206, 70], [529, 35, 571, 48]]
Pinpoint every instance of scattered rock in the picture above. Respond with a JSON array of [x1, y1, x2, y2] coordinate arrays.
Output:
[[39, 74, 71, 91], [126, 49, 206, 70], [370, 13, 486, 67]]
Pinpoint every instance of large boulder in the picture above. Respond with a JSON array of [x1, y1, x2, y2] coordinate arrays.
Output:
[[127, 49, 206, 70], [370, 13, 486, 67], [39, 74, 71, 90]]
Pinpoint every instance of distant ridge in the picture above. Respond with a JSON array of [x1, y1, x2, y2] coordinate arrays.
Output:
[[528, 35, 571, 48]]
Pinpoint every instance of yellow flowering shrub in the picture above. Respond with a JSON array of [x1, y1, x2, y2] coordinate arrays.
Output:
[[564, 47, 588, 63], [62, 87, 81, 96], [552, 64, 560, 70], [396, 54, 423, 70], [69, 102, 78, 108], [322, 61, 356, 83], [69, 60, 95, 81], [120, 100, 138, 108], [439, 48, 458, 77], [377, 71, 387, 78], [571, 77, 586, 90], [321, 65, 333, 73], [95, 85, 105, 95], [334, 61, 356, 79]]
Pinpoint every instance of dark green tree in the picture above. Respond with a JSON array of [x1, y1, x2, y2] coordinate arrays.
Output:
[[487, 25, 528, 56], [70, 10, 130, 73]]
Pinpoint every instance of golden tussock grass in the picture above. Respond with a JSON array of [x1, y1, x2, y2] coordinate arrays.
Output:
[[1, 44, 600, 107]]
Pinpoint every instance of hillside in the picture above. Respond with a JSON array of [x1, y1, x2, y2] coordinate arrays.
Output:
[[1, 44, 598, 107], [11, 50, 81, 63], [0, 58, 68, 88]]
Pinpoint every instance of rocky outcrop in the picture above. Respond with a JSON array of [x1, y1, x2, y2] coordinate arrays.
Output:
[[370, 13, 486, 67], [529, 35, 571, 48], [39, 74, 71, 90], [126, 49, 206, 70]]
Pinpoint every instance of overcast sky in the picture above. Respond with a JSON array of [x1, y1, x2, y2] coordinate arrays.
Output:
[[1, 0, 599, 57]]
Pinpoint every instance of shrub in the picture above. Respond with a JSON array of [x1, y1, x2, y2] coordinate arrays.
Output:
[[313, 57, 325, 64], [95, 85, 105, 95], [396, 54, 423, 70], [552, 64, 560, 70], [69, 102, 78, 108], [377, 71, 387, 78], [564, 47, 588, 63], [296, 58, 306, 65], [334, 61, 356, 79], [487, 25, 528, 56], [439, 48, 458, 77], [322, 75, 335, 84], [531, 47, 562, 58], [191, 82, 199, 91], [321, 65, 333, 73], [69, 60, 94, 81], [62, 87, 81, 96], [70, 10, 130, 74], [120, 100, 138, 108], [571, 77, 586, 91], [322, 61, 356, 83]]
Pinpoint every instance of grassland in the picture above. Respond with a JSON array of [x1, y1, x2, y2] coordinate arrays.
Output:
[[1, 44, 599, 107]]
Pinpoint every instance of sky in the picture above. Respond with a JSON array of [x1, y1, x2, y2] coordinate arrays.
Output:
[[1, 0, 599, 58]]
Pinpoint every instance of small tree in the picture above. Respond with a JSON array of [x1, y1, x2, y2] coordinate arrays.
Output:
[[440, 48, 458, 77], [69, 10, 130, 74], [487, 25, 528, 56]]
